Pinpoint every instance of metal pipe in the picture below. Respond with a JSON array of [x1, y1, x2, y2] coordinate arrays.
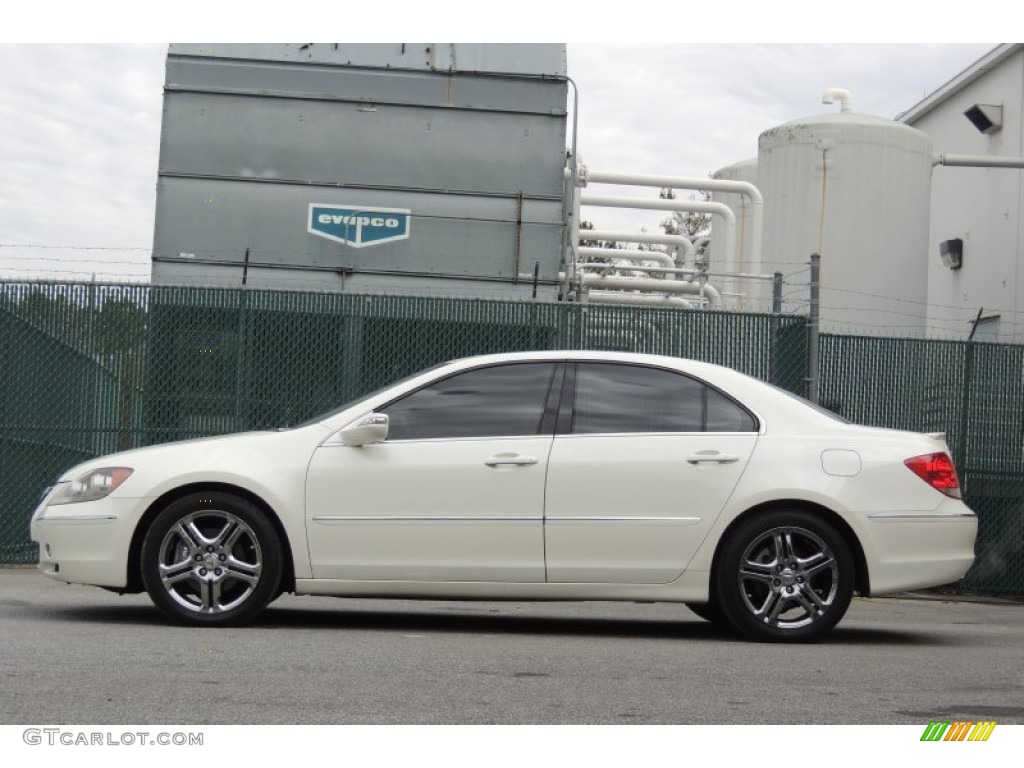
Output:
[[580, 273, 723, 308], [558, 77, 581, 300], [578, 247, 675, 268], [586, 291, 702, 309], [583, 230, 696, 261], [577, 264, 777, 281], [822, 88, 854, 113], [580, 194, 737, 269], [576, 263, 698, 276], [934, 154, 1024, 169], [568, 176, 582, 297], [807, 253, 821, 403], [577, 168, 763, 269]]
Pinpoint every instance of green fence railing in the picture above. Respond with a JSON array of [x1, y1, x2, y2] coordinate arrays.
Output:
[[2, 280, 1020, 594]]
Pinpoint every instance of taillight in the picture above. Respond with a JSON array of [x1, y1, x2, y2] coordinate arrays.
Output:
[[904, 453, 961, 498]]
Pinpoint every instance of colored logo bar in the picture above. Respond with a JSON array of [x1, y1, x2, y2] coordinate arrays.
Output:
[[920, 721, 997, 741]]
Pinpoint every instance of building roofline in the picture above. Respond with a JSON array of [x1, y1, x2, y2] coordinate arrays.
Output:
[[897, 43, 1022, 124]]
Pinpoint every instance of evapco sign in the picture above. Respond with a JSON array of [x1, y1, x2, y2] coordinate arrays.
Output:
[[307, 203, 411, 248]]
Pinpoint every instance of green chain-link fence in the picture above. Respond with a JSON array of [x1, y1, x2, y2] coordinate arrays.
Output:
[[820, 335, 1024, 593], [2, 280, 1021, 594]]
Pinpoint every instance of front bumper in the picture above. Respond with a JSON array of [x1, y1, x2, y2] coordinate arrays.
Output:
[[30, 497, 148, 588]]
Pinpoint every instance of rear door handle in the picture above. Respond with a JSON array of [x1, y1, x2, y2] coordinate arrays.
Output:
[[485, 453, 538, 467], [686, 451, 740, 465]]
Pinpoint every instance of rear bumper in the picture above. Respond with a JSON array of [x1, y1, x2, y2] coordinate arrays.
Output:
[[862, 511, 977, 595]]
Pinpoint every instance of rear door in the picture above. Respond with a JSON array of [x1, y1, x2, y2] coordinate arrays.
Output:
[[544, 362, 758, 583]]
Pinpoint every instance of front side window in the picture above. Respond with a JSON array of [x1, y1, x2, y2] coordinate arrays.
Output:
[[382, 362, 558, 440], [571, 363, 756, 434]]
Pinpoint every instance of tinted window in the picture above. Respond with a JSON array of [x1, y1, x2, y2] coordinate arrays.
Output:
[[573, 364, 704, 433], [706, 388, 757, 432], [382, 363, 557, 440], [572, 363, 756, 434]]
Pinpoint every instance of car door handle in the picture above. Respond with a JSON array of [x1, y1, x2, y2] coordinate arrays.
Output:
[[686, 451, 740, 465], [485, 453, 539, 467]]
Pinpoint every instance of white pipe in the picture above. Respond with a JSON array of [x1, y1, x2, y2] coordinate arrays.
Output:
[[578, 247, 675, 268], [580, 273, 723, 309], [584, 230, 696, 262], [577, 263, 697, 277], [580, 194, 736, 270], [933, 154, 1024, 169], [579, 264, 778, 281], [822, 88, 853, 113], [576, 168, 763, 271], [559, 266, 776, 284], [586, 291, 702, 309]]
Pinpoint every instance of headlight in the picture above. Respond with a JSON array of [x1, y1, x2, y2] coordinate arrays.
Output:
[[48, 467, 134, 505]]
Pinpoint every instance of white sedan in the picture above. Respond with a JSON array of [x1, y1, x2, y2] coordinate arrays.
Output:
[[30, 351, 977, 642]]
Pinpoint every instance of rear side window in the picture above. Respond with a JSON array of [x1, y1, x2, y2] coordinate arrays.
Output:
[[382, 362, 558, 440], [571, 363, 756, 434], [706, 388, 758, 432]]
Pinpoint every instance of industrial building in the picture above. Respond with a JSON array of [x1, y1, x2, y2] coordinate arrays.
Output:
[[706, 44, 1024, 339], [150, 43, 1024, 343], [899, 43, 1024, 343], [151, 43, 569, 300]]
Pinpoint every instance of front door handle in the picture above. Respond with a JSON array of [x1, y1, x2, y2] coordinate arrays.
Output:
[[686, 451, 740, 465], [485, 453, 538, 467]]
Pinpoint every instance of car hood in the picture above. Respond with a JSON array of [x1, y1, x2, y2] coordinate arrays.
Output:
[[55, 425, 331, 483]]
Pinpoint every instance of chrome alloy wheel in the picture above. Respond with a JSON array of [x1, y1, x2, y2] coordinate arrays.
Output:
[[736, 526, 840, 630], [156, 510, 263, 614]]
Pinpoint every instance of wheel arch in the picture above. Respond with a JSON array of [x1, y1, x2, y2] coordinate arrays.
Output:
[[125, 482, 296, 595], [711, 500, 870, 598]]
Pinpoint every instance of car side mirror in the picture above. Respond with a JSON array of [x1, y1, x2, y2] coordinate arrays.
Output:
[[339, 413, 389, 447]]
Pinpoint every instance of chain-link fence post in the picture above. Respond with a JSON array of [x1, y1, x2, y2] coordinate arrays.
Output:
[[806, 253, 821, 403]]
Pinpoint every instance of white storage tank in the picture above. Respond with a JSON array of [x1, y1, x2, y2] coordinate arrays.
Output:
[[758, 108, 934, 333]]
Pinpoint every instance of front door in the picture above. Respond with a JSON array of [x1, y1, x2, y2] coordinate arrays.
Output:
[[306, 361, 561, 582]]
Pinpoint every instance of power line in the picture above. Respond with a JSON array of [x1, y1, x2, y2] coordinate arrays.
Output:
[[0, 244, 151, 251]]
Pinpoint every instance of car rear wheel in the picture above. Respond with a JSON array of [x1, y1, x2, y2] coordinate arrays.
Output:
[[141, 492, 283, 626], [715, 510, 854, 642]]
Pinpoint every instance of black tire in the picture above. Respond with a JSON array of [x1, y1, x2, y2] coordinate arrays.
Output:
[[141, 491, 283, 626], [714, 510, 854, 642], [685, 601, 728, 624]]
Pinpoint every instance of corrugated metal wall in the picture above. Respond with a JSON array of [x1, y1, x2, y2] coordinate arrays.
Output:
[[152, 44, 569, 298]]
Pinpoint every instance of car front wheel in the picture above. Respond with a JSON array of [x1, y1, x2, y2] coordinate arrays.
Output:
[[141, 492, 283, 626], [715, 510, 854, 642]]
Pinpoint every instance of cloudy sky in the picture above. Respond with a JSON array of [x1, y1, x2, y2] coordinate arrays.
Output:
[[0, 11, 997, 281]]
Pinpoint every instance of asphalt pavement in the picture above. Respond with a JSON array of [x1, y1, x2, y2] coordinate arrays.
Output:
[[2, 567, 1022, 724]]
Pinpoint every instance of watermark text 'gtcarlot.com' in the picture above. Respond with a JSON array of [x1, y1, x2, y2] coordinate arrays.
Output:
[[23, 729, 203, 747]]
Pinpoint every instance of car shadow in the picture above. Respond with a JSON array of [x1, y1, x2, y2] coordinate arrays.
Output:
[[24, 600, 964, 646]]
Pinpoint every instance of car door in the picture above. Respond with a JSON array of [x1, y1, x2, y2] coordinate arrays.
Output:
[[305, 361, 561, 582], [544, 362, 758, 584]]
